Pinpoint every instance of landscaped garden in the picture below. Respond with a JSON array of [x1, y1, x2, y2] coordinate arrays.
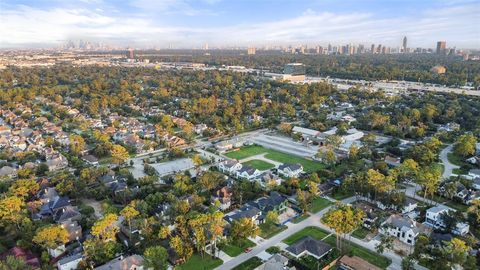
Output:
[[178, 254, 223, 270], [225, 145, 325, 172], [282, 226, 330, 245], [220, 239, 256, 257], [241, 159, 275, 170]]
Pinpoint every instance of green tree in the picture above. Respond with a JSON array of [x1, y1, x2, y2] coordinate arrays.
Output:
[[454, 134, 477, 157], [322, 204, 364, 252], [143, 245, 168, 270], [231, 217, 260, 242], [110, 144, 129, 165]]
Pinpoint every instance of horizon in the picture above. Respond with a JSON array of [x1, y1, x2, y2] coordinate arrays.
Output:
[[1, 0, 479, 49]]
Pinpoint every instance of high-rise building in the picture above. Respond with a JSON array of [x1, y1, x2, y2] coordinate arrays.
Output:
[[204, 43, 209, 50], [402, 36, 408, 53], [127, 49, 134, 59], [247, 47, 256, 55], [371, 44, 375, 53], [436, 41, 446, 54]]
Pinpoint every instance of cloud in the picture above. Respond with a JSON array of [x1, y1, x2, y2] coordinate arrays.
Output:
[[0, 1, 478, 48]]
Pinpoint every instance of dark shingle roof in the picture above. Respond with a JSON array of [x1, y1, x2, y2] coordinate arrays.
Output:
[[286, 236, 332, 258]]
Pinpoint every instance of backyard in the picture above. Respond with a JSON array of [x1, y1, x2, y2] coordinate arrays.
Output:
[[351, 227, 371, 240], [225, 145, 325, 172], [282, 226, 330, 245]]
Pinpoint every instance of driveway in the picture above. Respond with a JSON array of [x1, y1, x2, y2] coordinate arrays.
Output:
[[439, 144, 459, 179]]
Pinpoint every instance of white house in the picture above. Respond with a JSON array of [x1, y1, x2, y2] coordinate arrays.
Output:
[[401, 197, 418, 214], [468, 169, 480, 179], [218, 160, 242, 175], [425, 205, 470, 236], [277, 163, 303, 178], [472, 177, 480, 190], [381, 215, 429, 245], [292, 126, 321, 140], [57, 253, 82, 270], [236, 166, 260, 180]]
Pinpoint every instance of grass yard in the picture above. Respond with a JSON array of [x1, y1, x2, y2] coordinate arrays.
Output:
[[291, 214, 310, 224], [259, 223, 288, 239], [447, 152, 466, 167], [309, 197, 334, 213], [352, 227, 370, 239], [330, 190, 354, 201], [323, 235, 391, 269], [225, 144, 325, 172], [242, 159, 275, 170], [178, 254, 223, 270], [282, 226, 330, 245], [220, 239, 256, 257], [232, 257, 263, 270]]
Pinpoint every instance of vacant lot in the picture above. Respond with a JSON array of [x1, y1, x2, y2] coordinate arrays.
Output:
[[226, 145, 324, 172], [259, 223, 287, 239], [232, 257, 263, 270], [242, 159, 275, 170], [282, 226, 330, 245], [220, 239, 256, 257], [309, 197, 334, 213]]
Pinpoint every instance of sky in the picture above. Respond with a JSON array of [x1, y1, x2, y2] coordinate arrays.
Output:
[[0, 0, 479, 49]]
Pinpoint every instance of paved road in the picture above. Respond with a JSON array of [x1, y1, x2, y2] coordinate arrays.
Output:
[[214, 196, 408, 270], [439, 144, 459, 179]]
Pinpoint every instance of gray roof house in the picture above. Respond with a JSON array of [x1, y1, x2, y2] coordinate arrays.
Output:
[[286, 236, 332, 259]]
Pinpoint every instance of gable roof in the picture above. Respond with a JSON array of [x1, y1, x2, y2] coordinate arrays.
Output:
[[286, 236, 332, 258], [278, 163, 302, 171]]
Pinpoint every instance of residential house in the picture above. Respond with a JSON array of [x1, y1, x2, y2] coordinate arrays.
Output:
[[292, 126, 321, 141], [285, 236, 332, 259], [250, 192, 289, 215], [82, 155, 99, 166], [94, 255, 144, 270], [212, 186, 233, 210], [60, 220, 82, 242], [468, 169, 480, 179], [254, 254, 294, 270], [236, 165, 261, 180], [57, 252, 83, 270], [277, 163, 303, 178], [225, 205, 262, 225], [256, 171, 282, 188], [381, 214, 430, 245], [401, 197, 418, 214], [384, 155, 401, 167], [0, 165, 17, 178], [425, 205, 470, 236], [218, 160, 242, 175]]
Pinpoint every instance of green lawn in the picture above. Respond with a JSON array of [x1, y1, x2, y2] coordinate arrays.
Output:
[[259, 223, 287, 239], [291, 214, 310, 224], [323, 235, 391, 269], [330, 190, 354, 201], [178, 254, 223, 270], [220, 239, 256, 257], [282, 226, 330, 245], [309, 197, 334, 213], [232, 257, 263, 270], [226, 145, 325, 172], [242, 159, 275, 170], [447, 152, 465, 166], [352, 227, 370, 239]]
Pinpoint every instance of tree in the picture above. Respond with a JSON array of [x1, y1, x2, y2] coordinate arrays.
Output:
[[192, 154, 203, 168], [442, 238, 470, 267], [412, 234, 429, 258], [454, 134, 477, 157], [83, 239, 119, 265], [418, 166, 441, 200], [467, 199, 480, 227], [120, 204, 139, 238], [160, 115, 174, 133], [297, 189, 310, 213], [322, 204, 364, 252], [0, 196, 25, 228], [308, 181, 319, 196], [158, 226, 170, 239], [349, 143, 360, 160], [375, 234, 394, 254], [143, 245, 168, 270], [0, 255, 28, 270], [110, 144, 129, 165], [265, 211, 279, 225], [231, 217, 260, 242], [170, 235, 193, 262], [33, 225, 69, 249], [366, 169, 394, 200], [8, 178, 39, 198], [198, 171, 223, 191], [91, 213, 119, 241], [401, 255, 415, 270], [69, 134, 85, 155]]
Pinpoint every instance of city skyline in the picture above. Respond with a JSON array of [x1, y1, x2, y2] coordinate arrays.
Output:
[[1, 0, 479, 49]]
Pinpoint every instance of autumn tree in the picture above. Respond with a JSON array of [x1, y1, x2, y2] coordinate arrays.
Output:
[[322, 203, 364, 252], [454, 134, 477, 157], [231, 217, 260, 242], [69, 134, 85, 155], [0, 196, 25, 228], [418, 166, 441, 200], [8, 178, 39, 198], [33, 225, 69, 249], [120, 204, 139, 238], [91, 213, 119, 242], [110, 144, 129, 165], [170, 235, 193, 262]]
